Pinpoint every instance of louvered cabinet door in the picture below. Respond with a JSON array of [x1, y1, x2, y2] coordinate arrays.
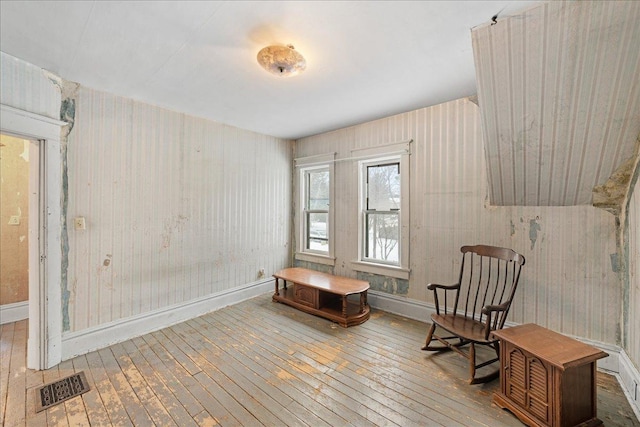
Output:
[[504, 346, 527, 406], [527, 358, 551, 424], [504, 344, 552, 425]]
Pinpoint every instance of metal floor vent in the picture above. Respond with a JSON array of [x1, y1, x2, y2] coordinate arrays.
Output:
[[35, 371, 90, 412]]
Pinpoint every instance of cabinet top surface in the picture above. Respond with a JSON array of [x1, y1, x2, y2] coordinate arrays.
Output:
[[492, 323, 608, 370], [273, 268, 370, 295]]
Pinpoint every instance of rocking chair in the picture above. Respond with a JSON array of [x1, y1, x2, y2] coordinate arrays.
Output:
[[422, 245, 525, 384]]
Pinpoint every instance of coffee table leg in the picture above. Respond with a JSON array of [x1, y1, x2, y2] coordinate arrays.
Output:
[[342, 296, 347, 317], [274, 277, 279, 296]]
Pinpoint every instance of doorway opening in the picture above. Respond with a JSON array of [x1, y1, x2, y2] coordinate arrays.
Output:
[[0, 134, 31, 322], [1, 104, 65, 370]]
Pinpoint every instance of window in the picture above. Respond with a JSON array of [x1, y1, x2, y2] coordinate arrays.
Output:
[[352, 142, 410, 280], [295, 153, 335, 265], [303, 167, 329, 253], [362, 161, 401, 264]]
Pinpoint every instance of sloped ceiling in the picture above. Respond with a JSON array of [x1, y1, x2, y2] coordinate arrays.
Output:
[[472, 1, 640, 206]]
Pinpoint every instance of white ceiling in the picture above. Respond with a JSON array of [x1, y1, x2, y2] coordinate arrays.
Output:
[[0, 0, 540, 140]]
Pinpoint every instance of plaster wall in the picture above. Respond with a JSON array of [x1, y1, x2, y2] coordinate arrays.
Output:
[[0, 134, 29, 305], [627, 168, 640, 371], [296, 98, 620, 345], [64, 87, 293, 332]]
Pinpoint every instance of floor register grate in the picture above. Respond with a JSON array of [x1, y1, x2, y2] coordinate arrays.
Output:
[[34, 371, 90, 412]]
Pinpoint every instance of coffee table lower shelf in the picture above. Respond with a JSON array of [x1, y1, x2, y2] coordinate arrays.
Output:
[[273, 284, 370, 327]]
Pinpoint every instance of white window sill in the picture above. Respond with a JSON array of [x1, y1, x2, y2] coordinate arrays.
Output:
[[350, 261, 410, 280], [295, 252, 336, 266]]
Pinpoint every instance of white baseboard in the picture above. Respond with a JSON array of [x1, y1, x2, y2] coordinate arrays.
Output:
[[617, 349, 640, 420], [368, 290, 640, 420], [0, 301, 28, 324], [61, 278, 274, 361]]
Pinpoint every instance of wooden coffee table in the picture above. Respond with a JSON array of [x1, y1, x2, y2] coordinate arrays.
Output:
[[272, 267, 370, 327]]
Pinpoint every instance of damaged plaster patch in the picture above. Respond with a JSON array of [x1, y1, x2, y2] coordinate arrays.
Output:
[[593, 155, 637, 215], [510, 220, 516, 236], [292, 260, 334, 275], [60, 80, 80, 332], [529, 217, 541, 249], [43, 70, 63, 93], [356, 272, 409, 295]]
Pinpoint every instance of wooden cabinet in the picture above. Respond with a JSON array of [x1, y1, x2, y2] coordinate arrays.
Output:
[[492, 324, 608, 427]]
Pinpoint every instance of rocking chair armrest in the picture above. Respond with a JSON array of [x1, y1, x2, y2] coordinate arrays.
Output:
[[481, 300, 510, 315], [481, 301, 511, 339], [426, 282, 460, 291]]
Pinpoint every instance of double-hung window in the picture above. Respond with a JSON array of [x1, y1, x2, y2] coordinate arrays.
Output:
[[352, 142, 410, 280], [295, 153, 335, 265], [303, 167, 330, 253], [363, 161, 400, 264]]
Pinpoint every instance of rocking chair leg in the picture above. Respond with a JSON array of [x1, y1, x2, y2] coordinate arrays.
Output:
[[468, 342, 476, 384], [422, 323, 437, 350]]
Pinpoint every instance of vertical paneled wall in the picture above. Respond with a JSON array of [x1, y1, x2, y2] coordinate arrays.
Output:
[[628, 177, 640, 370], [0, 52, 61, 119], [296, 98, 620, 345], [66, 87, 292, 332]]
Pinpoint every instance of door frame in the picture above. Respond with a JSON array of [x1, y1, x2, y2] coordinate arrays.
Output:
[[1, 104, 65, 370]]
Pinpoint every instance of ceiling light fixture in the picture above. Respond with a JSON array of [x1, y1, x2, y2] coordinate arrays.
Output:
[[256, 44, 306, 77]]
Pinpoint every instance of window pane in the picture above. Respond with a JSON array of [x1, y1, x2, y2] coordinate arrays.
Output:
[[307, 212, 328, 252], [367, 163, 400, 211], [366, 212, 399, 263], [308, 170, 329, 210]]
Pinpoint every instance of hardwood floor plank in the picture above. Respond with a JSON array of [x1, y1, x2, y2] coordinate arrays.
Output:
[[197, 309, 368, 426], [140, 333, 247, 426], [5, 320, 27, 427], [170, 321, 290, 426], [151, 330, 202, 376], [57, 359, 90, 427], [189, 315, 352, 427], [70, 354, 112, 426], [118, 339, 199, 427], [3, 293, 638, 427], [130, 336, 204, 417], [0, 321, 16, 427], [193, 409, 220, 427], [96, 346, 156, 426], [231, 298, 521, 426], [216, 306, 404, 426], [180, 317, 334, 427], [108, 343, 178, 426], [85, 350, 133, 426]]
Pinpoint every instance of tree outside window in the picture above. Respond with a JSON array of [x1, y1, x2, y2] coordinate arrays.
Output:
[[364, 162, 400, 264]]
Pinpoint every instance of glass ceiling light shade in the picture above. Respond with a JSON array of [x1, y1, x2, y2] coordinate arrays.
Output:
[[257, 44, 306, 77]]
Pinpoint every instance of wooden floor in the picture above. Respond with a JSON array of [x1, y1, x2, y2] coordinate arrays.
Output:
[[2, 293, 639, 427]]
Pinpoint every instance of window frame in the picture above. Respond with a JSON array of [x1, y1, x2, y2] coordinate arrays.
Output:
[[295, 153, 336, 266], [351, 143, 410, 280], [362, 161, 401, 266], [302, 166, 330, 254]]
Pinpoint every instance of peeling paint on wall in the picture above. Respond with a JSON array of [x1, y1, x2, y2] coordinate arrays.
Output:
[[529, 217, 541, 250], [292, 260, 334, 275], [60, 80, 79, 332], [356, 272, 409, 295], [610, 253, 620, 273], [593, 155, 637, 216]]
